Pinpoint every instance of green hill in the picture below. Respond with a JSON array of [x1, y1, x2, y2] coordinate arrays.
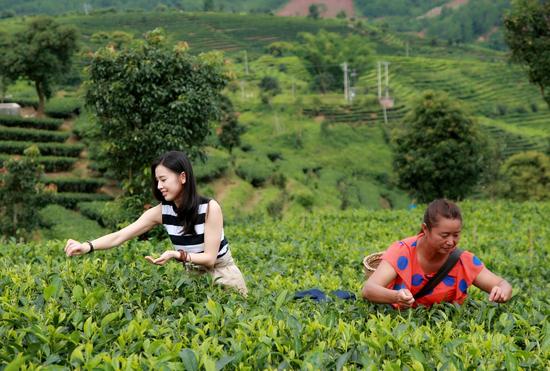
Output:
[[1, 11, 549, 235]]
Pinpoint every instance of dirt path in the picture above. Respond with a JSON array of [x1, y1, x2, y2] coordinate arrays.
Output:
[[277, 0, 355, 18]]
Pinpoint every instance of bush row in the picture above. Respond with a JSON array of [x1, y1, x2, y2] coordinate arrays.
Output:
[[44, 97, 82, 119], [195, 154, 229, 182], [48, 192, 113, 209], [3, 98, 39, 108], [0, 115, 63, 130], [236, 158, 273, 187], [42, 176, 107, 193], [0, 125, 70, 143], [0, 140, 83, 157], [77, 201, 109, 226], [0, 154, 77, 172]]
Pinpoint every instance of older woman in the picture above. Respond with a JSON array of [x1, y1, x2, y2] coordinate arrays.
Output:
[[362, 199, 512, 308]]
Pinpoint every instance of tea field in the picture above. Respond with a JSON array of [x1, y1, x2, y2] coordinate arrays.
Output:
[[1, 200, 549, 369]]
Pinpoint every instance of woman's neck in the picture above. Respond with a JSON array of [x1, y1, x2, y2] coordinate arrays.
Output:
[[417, 235, 447, 263]]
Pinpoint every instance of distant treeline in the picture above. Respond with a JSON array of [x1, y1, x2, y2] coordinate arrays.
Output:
[[357, 0, 511, 50], [0, 0, 287, 17]]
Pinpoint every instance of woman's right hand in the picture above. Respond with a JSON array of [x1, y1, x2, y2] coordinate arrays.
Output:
[[396, 288, 415, 308], [64, 239, 91, 257]]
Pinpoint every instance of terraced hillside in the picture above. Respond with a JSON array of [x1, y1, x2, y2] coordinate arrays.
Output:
[[351, 56, 550, 157], [1, 11, 549, 231], [0, 107, 113, 210]]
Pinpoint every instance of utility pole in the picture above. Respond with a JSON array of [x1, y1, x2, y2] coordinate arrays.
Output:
[[377, 61, 382, 99], [243, 50, 249, 76], [384, 61, 390, 98], [341, 62, 349, 103], [240, 80, 245, 100], [350, 69, 357, 102]]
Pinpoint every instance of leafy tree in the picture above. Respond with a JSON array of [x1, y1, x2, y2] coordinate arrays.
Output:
[[85, 28, 228, 196], [0, 31, 14, 102], [499, 151, 550, 201], [258, 76, 281, 95], [0, 146, 46, 240], [217, 96, 244, 154], [297, 30, 372, 93], [9, 17, 78, 115], [308, 4, 320, 19], [504, 0, 550, 107], [204, 0, 214, 11], [392, 91, 488, 203]]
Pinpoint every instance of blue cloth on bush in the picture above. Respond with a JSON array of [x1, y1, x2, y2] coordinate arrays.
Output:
[[294, 289, 356, 302], [294, 288, 328, 302]]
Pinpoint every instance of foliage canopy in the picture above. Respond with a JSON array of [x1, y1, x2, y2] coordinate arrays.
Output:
[[8, 17, 78, 114], [0, 146, 46, 239], [499, 150, 550, 201], [85, 28, 228, 196], [296, 31, 372, 93], [504, 0, 550, 107], [392, 91, 488, 203]]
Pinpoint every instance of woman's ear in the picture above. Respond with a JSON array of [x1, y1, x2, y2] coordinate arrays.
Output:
[[421, 222, 428, 234], [179, 172, 186, 185]]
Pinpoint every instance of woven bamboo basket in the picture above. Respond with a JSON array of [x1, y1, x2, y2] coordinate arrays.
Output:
[[362, 252, 383, 279]]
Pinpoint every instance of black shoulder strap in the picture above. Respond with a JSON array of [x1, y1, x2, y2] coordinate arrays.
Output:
[[414, 248, 463, 300]]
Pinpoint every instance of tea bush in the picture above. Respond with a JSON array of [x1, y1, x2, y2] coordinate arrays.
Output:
[[0, 201, 548, 369]]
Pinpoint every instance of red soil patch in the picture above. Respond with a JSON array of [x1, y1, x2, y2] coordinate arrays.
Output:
[[277, 0, 355, 18]]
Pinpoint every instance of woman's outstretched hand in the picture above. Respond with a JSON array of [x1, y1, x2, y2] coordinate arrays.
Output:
[[489, 281, 513, 303], [145, 250, 179, 265], [396, 288, 415, 308], [64, 239, 90, 257]]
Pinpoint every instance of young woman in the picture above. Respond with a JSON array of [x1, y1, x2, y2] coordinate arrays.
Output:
[[64, 151, 248, 296], [362, 199, 512, 308]]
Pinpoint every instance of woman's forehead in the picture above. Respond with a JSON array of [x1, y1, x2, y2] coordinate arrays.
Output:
[[155, 165, 174, 177], [434, 217, 462, 230]]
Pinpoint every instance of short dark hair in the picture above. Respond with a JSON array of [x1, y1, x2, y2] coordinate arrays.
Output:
[[423, 199, 462, 230]]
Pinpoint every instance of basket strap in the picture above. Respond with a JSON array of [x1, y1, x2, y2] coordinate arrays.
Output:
[[413, 248, 463, 300]]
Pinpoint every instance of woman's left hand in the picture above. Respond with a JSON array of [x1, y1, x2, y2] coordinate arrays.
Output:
[[489, 282, 512, 303], [145, 250, 179, 265]]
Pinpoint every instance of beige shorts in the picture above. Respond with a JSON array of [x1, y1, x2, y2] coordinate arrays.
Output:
[[186, 250, 248, 296]]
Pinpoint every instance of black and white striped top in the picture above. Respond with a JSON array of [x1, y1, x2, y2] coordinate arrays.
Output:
[[161, 200, 229, 259]]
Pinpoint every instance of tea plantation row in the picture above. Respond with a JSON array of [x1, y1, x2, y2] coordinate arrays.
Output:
[[1, 200, 548, 369]]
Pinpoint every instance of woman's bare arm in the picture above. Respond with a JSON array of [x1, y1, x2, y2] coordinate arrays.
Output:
[[473, 267, 512, 303], [362, 260, 415, 308], [64, 204, 162, 256]]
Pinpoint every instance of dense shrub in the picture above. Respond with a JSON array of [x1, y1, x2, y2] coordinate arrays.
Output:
[[44, 97, 82, 118], [49, 192, 113, 209], [0, 146, 46, 239], [258, 76, 281, 95], [499, 151, 550, 201], [0, 141, 83, 157], [42, 176, 107, 193], [194, 153, 229, 182], [236, 158, 272, 187], [0, 115, 63, 130], [0, 126, 70, 143], [393, 91, 488, 203]]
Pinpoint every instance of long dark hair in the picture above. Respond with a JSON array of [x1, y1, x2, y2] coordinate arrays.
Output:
[[422, 199, 462, 231], [151, 151, 208, 234]]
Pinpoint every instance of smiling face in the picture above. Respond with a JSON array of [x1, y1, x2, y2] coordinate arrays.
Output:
[[422, 217, 462, 255], [154, 164, 185, 204]]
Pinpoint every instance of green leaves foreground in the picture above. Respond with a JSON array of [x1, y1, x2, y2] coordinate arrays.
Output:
[[0, 201, 549, 369]]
